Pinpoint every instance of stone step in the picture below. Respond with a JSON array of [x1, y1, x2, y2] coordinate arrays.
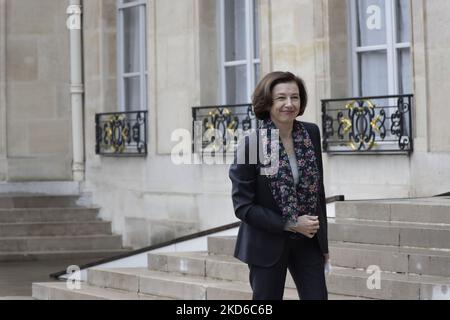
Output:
[[32, 277, 366, 300], [0, 207, 99, 223], [207, 236, 236, 256], [75, 263, 450, 300], [326, 266, 450, 300], [335, 200, 450, 224], [149, 239, 450, 283], [0, 195, 83, 208], [86, 267, 364, 300], [329, 241, 450, 277], [0, 235, 123, 252], [208, 219, 450, 255], [0, 181, 80, 196], [148, 251, 248, 281], [0, 221, 111, 237], [206, 233, 450, 276], [207, 235, 450, 278], [147, 251, 305, 290], [209, 221, 450, 255], [0, 248, 130, 262], [32, 282, 173, 300], [329, 219, 450, 249], [208, 227, 450, 258]]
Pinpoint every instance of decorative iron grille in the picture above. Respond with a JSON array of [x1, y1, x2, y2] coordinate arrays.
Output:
[[95, 111, 147, 156], [322, 95, 413, 154], [191, 104, 257, 155]]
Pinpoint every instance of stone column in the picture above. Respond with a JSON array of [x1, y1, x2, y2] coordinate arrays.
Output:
[[67, 0, 85, 181]]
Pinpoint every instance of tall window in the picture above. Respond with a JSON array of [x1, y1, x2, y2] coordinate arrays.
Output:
[[219, 0, 260, 104], [349, 0, 412, 96], [117, 0, 147, 111]]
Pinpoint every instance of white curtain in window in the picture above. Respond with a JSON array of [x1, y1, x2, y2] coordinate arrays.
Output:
[[118, 0, 147, 112], [396, 0, 410, 43], [398, 48, 412, 94], [123, 6, 140, 74], [253, 0, 261, 87], [253, 0, 260, 60], [254, 63, 260, 87], [396, 0, 412, 93], [124, 77, 140, 111], [225, 0, 247, 61], [226, 65, 248, 105], [357, 0, 386, 47], [123, 6, 140, 111], [351, 0, 412, 96], [224, 0, 247, 104], [221, 0, 260, 104], [359, 51, 388, 96]]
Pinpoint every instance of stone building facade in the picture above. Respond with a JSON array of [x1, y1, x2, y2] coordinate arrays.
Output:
[[1, 0, 449, 249]]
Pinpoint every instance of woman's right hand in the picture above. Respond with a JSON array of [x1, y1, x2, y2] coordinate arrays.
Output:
[[288, 215, 320, 238]]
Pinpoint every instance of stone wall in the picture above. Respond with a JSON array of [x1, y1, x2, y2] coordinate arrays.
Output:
[[3, 0, 72, 181], [83, 0, 234, 249], [3, 0, 447, 249], [0, 0, 7, 180], [316, 0, 450, 198], [83, 0, 450, 250], [422, 0, 450, 153]]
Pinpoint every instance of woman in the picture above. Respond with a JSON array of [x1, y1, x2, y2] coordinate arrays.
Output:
[[229, 71, 329, 300]]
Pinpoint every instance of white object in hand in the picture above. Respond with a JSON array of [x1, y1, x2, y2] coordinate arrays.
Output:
[[324, 260, 332, 274]]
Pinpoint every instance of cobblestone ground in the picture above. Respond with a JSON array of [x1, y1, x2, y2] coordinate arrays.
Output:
[[0, 259, 92, 299]]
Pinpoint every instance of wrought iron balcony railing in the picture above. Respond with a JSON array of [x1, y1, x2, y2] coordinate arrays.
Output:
[[192, 104, 257, 155], [95, 110, 147, 156], [321, 94, 413, 154]]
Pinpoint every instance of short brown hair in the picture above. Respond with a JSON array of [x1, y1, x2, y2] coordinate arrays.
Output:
[[252, 71, 308, 120]]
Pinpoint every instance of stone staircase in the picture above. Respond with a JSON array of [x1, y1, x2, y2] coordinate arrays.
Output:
[[32, 237, 365, 300], [0, 194, 129, 262], [32, 197, 450, 300]]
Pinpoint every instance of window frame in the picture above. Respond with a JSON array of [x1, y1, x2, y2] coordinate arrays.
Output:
[[218, 0, 260, 105], [348, 0, 412, 96], [117, 0, 148, 112]]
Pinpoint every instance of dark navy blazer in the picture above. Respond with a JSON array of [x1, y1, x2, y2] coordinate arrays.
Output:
[[228, 121, 329, 267]]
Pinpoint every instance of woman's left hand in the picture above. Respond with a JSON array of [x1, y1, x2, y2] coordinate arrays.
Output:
[[324, 253, 331, 274]]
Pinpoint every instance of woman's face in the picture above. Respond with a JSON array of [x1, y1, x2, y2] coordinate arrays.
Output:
[[269, 81, 301, 126]]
